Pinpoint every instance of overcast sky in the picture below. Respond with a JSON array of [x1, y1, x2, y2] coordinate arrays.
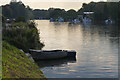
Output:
[[0, 0, 107, 11]]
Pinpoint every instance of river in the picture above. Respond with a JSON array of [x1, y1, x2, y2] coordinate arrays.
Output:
[[35, 20, 118, 78]]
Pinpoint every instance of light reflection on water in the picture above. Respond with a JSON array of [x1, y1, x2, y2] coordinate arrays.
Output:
[[35, 20, 118, 78]]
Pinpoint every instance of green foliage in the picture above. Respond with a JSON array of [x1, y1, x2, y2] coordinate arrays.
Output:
[[2, 16, 6, 23], [48, 8, 78, 21], [2, 1, 119, 24], [49, 8, 65, 19], [2, 2, 34, 20], [2, 41, 46, 79], [16, 16, 26, 22], [2, 2, 78, 21], [2, 21, 44, 52], [33, 9, 49, 19], [78, 2, 119, 23], [26, 6, 34, 20], [66, 9, 77, 20], [2, 16, 6, 27]]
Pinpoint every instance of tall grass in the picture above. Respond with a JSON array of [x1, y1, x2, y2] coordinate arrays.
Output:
[[2, 41, 46, 79]]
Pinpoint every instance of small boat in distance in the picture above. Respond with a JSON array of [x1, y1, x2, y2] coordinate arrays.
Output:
[[29, 49, 76, 60]]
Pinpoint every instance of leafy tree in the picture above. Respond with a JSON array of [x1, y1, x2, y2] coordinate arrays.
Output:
[[66, 9, 77, 20], [2, 2, 33, 20], [49, 8, 65, 19], [78, 2, 119, 23], [48, 8, 77, 21], [33, 9, 49, 19], [16, 16, 26, 22]]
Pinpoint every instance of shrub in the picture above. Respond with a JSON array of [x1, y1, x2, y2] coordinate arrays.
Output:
[[2, 21, 44, 52]]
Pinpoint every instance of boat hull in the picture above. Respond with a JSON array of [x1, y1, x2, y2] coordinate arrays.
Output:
[[29, 49, 76, 60], [29, 50, 68, 60]]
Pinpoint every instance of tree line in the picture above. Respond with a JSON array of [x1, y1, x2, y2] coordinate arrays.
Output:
[[2, 1, 78, 21], [2, 1, 120, 23], [2, 1, 34, 20], [78, 2, 120, 23]]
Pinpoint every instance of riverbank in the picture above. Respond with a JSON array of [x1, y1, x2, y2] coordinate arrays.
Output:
[[2, 41, 46, 79], [2, 15, 46, 78]]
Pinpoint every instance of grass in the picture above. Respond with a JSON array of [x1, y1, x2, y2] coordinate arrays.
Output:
[[2, 41, 46, 79]]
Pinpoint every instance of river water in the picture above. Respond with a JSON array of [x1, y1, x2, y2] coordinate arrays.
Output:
[[35, 20, 118, 78]]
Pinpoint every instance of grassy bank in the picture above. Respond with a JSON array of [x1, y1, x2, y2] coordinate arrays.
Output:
[[2, 41, 46, 79]]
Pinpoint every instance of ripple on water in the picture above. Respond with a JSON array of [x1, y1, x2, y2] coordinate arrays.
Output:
[[36, 20, 118, 78]]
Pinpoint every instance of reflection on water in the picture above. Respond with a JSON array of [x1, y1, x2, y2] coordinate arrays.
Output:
[[36, 57, 76, 68], [36, 20, 118, 78]]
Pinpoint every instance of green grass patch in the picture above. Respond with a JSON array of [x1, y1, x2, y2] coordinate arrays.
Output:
[[2, 41, 46, 79]]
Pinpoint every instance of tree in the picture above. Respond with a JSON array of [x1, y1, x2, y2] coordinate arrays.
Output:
[[49, 8, 65, 19], [78, 2, 119, 23], [16, 16, 26, 22], [2, 2, 33, 20], [67, 9, 77, 20]]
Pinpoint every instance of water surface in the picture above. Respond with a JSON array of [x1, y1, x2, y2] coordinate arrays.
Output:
[[35, 20, 118, 78]]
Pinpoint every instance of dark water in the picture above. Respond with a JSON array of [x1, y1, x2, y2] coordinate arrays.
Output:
[[35, 20, 118, 78]]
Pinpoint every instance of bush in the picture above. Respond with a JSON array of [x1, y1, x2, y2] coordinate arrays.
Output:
[[2, 21, 44, 52]]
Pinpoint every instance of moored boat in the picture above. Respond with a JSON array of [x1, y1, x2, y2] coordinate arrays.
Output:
[[29, 49, 76, 60]]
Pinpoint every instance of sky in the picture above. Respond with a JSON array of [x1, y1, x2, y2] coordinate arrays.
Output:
[[0, 0, 107, 11]]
